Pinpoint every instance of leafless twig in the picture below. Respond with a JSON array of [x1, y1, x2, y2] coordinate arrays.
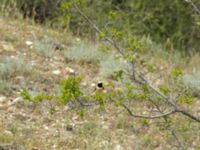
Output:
[[184, 0, 200, 16], [121, 103, 176, 119]]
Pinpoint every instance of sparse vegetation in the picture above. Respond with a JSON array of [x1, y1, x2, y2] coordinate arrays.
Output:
[[100, 55, 129, 78], [33, 37, 57, 58], [0, 80, 12, 94], [0, 56, 32, 80], [182, 71, 200, 97], [64, 42, 105, 64], [0, 56, 32, 94], [0, 1, 200, 150]]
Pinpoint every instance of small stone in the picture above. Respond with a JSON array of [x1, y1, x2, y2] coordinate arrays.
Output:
[[52, 70, 61, 75], [81, 82, 87, 86], [2, 43, 15, 51], [91, 83, 96, 87], [142, 111, 148, 115], [43, 125, 49, 130], [66, 67, 75, 75], [114, 144, 123, 150], [0, 96, 7, 104], [25, 40, 33, 46], [76, 38, 80, 42], [10, 55, 16, 58]]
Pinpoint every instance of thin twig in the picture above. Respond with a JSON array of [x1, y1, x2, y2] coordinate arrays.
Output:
[[184, 0, 200, 16], [121, 103, 176, 119], [73, 4, 124, 55]]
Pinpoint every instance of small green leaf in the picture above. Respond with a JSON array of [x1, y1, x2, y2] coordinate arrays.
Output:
[[147, 64, 155, 72], [196, 21, 200, 27], [77, 109, 85, 118], [99, 45, 110, 52], [20, 89, 31, 101], [109, 11, 117, 19], [179, 96, 194, 104], [141, 119, 149, 126], [60, 2, 72, 9], [171, 68, 183, 78], [33, 93, 44, 103], [159, 86, 170, 95], [99, 32, 106, 39], [115, 100, 122, 107], [113, 70, 124, 80]]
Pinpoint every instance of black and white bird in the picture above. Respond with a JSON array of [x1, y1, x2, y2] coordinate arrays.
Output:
[[95, 81, 106, 93]]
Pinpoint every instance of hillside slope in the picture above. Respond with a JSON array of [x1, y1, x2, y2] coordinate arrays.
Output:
[[0, 16, 200, 150]]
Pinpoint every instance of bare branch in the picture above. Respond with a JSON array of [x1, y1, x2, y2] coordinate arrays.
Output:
[[121, 103, 176, 119], [73, 4, 124, 55], [184, 0, 200, 16]]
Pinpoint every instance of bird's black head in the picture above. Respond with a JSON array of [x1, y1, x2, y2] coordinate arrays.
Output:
[[97, 82, 103, 88]]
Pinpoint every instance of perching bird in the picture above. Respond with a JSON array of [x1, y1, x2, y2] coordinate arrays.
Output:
[[97, 81, 104, 89], [91, 81, 108, 96], [95, 81, 107, 93]]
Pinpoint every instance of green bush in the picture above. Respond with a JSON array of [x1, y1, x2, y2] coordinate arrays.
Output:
[[33, 37, 56, 58], [59, 0, 200, 52], [0, 56, 32, 80], [21, 76, 83, 106], [15, 0, 61, 23], [182, 71, 200, 97], [100, 55, 129, 78], [130, 0, 200, 52], [59, 76, 83, 105], [64, 43, 105, 64], [2, 0, 200, 52]]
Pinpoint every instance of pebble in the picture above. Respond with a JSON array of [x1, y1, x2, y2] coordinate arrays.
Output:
[[2, 43, 15, 51], [66, 67, 76, 75], [0, 96, 7, 104], [81, 82, 87, 86], [91, 83, 96, 87], [114, 144, 123, 150], [52, 69, 61, 75], [25, 40, 33, 46]]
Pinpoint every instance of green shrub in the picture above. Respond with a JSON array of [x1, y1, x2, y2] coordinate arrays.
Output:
[[59, 76, 83, 105], [60, 0, 200, 52], [33, 38, 56, 58], [20, 76, 83, 106], [16, 0, 61, 23], [64, 43, 105, 64], [182, 71, 200, 97], [0, 56, 32, 80], [0, 80, 12, 94], [100, 55, 129, 78], [2, 0, 200, 52]]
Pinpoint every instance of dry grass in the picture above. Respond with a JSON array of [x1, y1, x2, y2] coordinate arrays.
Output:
[[0, 16, 200, 150]]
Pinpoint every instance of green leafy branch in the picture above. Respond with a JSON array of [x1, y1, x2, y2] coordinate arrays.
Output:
[[72, 2, 200, 124]]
